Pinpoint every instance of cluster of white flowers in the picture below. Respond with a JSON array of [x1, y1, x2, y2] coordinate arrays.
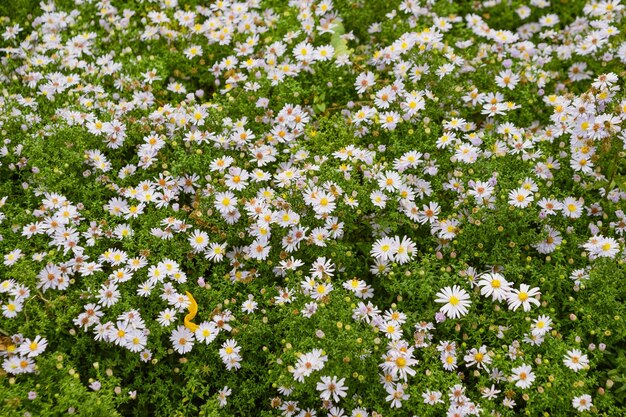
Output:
[[1, 0, 625, 414], [291, 348, 328, 383], [2, 334, 47, 375]]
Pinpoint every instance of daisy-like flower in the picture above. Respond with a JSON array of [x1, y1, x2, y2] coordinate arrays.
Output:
[[188, 230, 209, 251], [382, 350, 418, 381], [137, 280, 155, 297], [538, 198, 563, 215], [310, 257, 335, 279], [477, 272, 511, 302], [534, 226, 562, 254], [139, 350, 152, 363], [219, 339, 241, 361], [1, 279, 16, 293], [247, 240, 270, 260], [510, 364, 535, 389], [434, 285, 471, 319], [195, 321, 218, 344], [508, 187, 533, 208], [378, 171, 403, 192], [561, 196, 584, 219], [441, 352, 457, 371], [293, 349, 328, 382], [343, 278, 366, 294], [183, 45, 203, 59], [385, 383, 409, 408], [205, 242, 227, 262], [170, 325, 194, 354], [3, 356, 35, 374], [125, 330, 147, 353], [316, 375, 348, 403], [370, 190, 388, 208], [127, 256, 148, 271], [370, 259, 390, 276], [572, 394, 593, 412], [393, 236, 416, 264], [592, 73, 618, 90], [314, 45, 334, 61], [503, 397, 516, 409], [595, 236, 620, 258], [210, 156, 234, 172], [383, 309, 407, 325], [2, 299, 23, 318], [563, 349, 589, 372], [214, 191, 237, 214], [495, 69, 520, 90], [481, 384, 501, 400], [531, 315, 553, 337], [241, 295, 258, 314], [157, 308, 177, 326], [225, 167, 249, 191], [355, 71, 375, 94], [312, 191, 336, 215], [380, 111, 401, 130], [380, 321, 403, 341], [167, 82, 187, 94], [464, 345, 492, 371], [293, 41, 314, 62], [18, 336, 48, 358], [507, 284, 541, 312], [97, 283, 120, 308], [422, 389, 444, 405], [4, 249, 23, 266], [437, 218, 460, 240], [351, 408, 368, 417], [371, 237, 397, 261], [311, 281, 333, 300], [217, 386, 231, 407]]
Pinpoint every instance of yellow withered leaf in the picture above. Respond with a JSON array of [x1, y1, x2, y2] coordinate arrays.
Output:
[[184, 291, 199, 332]]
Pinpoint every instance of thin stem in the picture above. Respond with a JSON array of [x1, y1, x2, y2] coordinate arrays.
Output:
[[605, 147, 621, 195]]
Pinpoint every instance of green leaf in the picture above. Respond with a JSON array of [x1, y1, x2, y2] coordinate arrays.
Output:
[[315, 102, 326, 112], [330, 22, 350, 57]]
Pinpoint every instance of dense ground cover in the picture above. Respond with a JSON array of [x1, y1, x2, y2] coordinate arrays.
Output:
[[1, 0, 626, 416]]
